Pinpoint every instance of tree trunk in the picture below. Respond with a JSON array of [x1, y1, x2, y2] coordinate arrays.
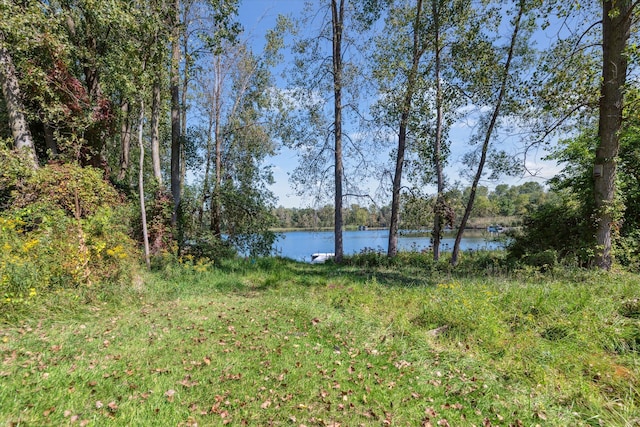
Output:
[[0, 31, 38, 169], [117, 100, 132, 180], [180, 11, 191, 193], [138, 99, 151, 269], [432, 0, 445, 261], [594, 0, 632, 270], [199, 130, 212, 227], [151, 77, 163, 186], [451, 0, 523, 266], [388, 0, 423, 258], [210, 55, 223, 238], [170, 0, 182, 231], [332, 0, 345, 263]]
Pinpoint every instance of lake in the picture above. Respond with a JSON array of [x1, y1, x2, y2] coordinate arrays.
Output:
[[272, 229, 504, 262]]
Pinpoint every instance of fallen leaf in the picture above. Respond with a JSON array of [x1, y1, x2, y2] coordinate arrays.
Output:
[[95, 401, 104, 409], [260, 400, 272, 409]]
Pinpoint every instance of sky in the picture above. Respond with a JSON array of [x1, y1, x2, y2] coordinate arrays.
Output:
[[235, 0, 564, 209]]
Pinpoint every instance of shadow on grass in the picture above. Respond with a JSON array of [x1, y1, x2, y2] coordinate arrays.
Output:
[[212, 256, 441, 291]]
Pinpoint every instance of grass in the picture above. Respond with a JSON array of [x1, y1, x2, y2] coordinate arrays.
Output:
[[1, 255, 639, 426]]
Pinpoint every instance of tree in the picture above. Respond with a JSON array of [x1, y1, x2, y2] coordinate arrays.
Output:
[[370, 0, 467, 258], [450, 0, 532, 265], [170, 0, 182, 229], [594, 0, 634, 269], [137, 96, 151, 268], [0, 30, 38, 169], [527, 0, 637, 269], [331, 0, 346, 262], [286, 0, 369, 263], [385, 0, 425, 257]]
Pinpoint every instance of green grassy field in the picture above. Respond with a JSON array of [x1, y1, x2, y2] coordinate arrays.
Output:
[[1, 256, 639, 426]]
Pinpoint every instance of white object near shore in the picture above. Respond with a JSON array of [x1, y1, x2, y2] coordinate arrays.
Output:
[[310, 253, 335, 264]]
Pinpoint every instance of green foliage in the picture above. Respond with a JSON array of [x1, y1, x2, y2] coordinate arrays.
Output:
[[131, 188, 174, 258], [0, 140, 35, 209], [617, 230, 640, 272], [511, 92, 640, 270], [508, 197, 595, 267], [12, 163, 121, 218], [0, 164, 138, 318]]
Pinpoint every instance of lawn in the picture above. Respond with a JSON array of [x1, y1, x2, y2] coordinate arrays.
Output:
[[1, 256, 639, 426]]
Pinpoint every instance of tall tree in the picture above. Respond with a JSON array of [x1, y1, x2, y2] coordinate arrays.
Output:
[[594, 0, 634, 270], [430, 0, 445, 260], [331, 0, 346, 262], [370, 0, 464, 258], [450, 0, 531, 265], [137, 97, 151, 268], [286, 0, 370, 263], [386, 0, 425, 257]]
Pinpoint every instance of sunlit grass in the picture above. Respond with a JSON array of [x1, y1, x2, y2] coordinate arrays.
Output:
[[1, 256, 639, 425]]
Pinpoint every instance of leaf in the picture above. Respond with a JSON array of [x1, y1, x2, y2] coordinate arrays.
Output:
[[179, 376, 198, 387], [260, 400, 272, 409], [394, 360, 411, 369], [95, 401, 104, 409]]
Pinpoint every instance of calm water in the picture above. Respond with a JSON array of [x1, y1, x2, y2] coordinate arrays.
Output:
[[272, 229, 504, 262]]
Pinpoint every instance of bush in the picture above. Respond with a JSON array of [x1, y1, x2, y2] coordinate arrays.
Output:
[[507, 199, 595, 268], [0, 139, 35, 209], [617, 229, 640, 272], [1, 163, 138, 317]]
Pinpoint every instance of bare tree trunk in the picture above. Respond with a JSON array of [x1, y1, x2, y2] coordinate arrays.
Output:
[[199, 131, 212, 226], [138, 99, 151, 269], [451, 0, 523, 266], [388, 0, 424, 257], [210, 55, 223, 238], [170, 0, 182, 232], [432, 0, 445, 261], [180, 9, 191, 193], [151, 77, 163, 186], [332, 0, 345, 263], [0, 31, 38, 169], [118, 100, 132, 180], [594, 0, 632, 270]]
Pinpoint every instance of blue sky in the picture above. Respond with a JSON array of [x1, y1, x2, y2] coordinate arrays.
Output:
[[236, 0, 564, 208]]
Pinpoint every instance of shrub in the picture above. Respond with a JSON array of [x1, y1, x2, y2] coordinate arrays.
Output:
[[1, 163, 138, 316], [12, 162, 122, 218], [0, 139, 35, 209], [507, 198, 595, 268]]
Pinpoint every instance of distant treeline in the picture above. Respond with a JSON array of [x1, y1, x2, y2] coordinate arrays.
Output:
[[273, 182, 548, 230]]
